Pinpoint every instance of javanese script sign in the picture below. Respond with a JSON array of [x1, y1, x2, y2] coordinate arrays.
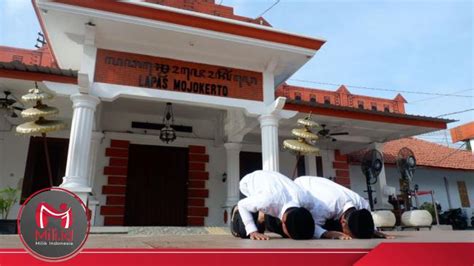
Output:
[[94, 49, 263, 101]]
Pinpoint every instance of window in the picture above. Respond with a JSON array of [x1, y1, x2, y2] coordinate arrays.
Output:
[[324, 96, 331, 104], [457, 181, 470, 207], [310, 94, 316, 103], [12, 55, 23, 62], [21, 137, 69, 203], [371, 103, 377, 111], [316, 156, 323, 176], [384, 105, 390, 112], [297, 156, 306, 177], [295, 92, 302, 101], [358, 101, 364, 109]]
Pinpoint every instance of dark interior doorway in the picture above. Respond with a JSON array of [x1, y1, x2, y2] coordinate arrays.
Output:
[[21, 137, 69, 203], [239, 151, 262, 198], [124, 144, 188, 226], [239, 151, 262, 179]]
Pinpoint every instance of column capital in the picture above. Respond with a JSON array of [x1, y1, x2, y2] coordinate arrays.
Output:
[[370, 142, 384, 151], [258, 113, 280, 128], [70, 93, 100, 110], [224, 142, 242, 151], [91, 131, 104, 141]]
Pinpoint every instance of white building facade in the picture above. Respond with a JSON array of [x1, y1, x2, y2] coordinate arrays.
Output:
[[1, 0, 469, 228]]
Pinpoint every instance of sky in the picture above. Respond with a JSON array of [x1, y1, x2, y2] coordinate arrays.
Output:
[[0, 0, 472, 146]]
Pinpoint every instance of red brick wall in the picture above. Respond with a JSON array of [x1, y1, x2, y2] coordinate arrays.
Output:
[[0, 45, 57, 67], [187, 145, 209, 226], [101, 140, 130, 226], [146, 0, 271, 26], [101, 141, 210, 226], [276, 84, 406, 114], [333, 150, 351, 188]]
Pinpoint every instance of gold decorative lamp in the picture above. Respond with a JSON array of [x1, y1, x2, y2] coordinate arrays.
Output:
[[283, 114, 321, 177], [16, 83, 65, 186]]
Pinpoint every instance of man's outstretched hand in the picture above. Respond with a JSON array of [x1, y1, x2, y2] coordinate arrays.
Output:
[[249, 232, 270, 240], [322, 231, 352, 240]]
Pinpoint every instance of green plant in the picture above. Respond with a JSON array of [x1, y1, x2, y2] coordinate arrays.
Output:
[[0, 187, 19, 219], [420, 201, 437, 224]]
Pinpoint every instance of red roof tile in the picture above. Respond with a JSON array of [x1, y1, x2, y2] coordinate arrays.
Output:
[[349, 138, 474, 171]]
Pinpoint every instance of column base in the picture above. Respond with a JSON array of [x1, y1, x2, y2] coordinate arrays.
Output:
[[59, 179, 92, 206]]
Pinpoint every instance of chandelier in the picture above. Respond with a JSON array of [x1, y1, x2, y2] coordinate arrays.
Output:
[[159, 102, 177, 143]]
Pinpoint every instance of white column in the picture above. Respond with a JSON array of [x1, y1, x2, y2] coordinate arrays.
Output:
[[60, 93, 100, 205], [259, 114, 280, 172], [263, 71, 275, 105], [304, 155, 317, 176], [224, 142, 242, 224], [372, 142, 391, 210], [470, 139, 474, 155]]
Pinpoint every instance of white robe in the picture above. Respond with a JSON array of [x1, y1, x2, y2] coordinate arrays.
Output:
[[238, 170, 328, 236], [295, 176, 371, 237]]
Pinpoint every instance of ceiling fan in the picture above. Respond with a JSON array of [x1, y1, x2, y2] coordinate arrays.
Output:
[[0, 91, 24, 118], [317, 124, 349, 142]]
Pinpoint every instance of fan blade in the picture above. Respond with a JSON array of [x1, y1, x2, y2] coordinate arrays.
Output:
[[5, 99, 16, 106], [329, 132, 349, 136]]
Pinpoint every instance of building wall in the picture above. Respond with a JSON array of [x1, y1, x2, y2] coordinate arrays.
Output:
[[0, 45, 56, 67], [277, 84, 407, 114], [350, 165, 474, 221], [0, 132, 31, 219]]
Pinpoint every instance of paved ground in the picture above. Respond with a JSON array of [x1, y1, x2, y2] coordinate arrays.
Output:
[[1, 227, 473, 249]]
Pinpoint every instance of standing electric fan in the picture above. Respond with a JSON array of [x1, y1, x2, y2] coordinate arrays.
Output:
[[396, 147, 417, 209], [361, 149, 384, 211], [396, 147, 435, 228]]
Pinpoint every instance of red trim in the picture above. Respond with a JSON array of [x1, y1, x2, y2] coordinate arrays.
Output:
[[106, 196, 125, 205], [335, 170, 349, 178], [32, 0, 60, 67], [187, 216, 205, 226], [109, 158, 128, 167], [188, 180, 206, 189], [188, 207, 209, 217], [102, 185, 126, 195], [0, 69, 76, 84], [333, 162, 349, 169], [105, 148, 129, 158], [110, 140, 130, 148], [188, 198, 205, 207], [51, 0, 325, 50], [103, 139, 130, 226], [335, 177, 351, 186], [108, 176, 127, 185], [104, 166, 128, 176], [333, 149, 351, 188], [189, 154, 210, 162], [189, 145, 206, 154], [189, 162, 205, 171], [189, 171, 209, 180], [284, 103, 448, 129], [103, 216, 124, 226], [188, 189, 209, 198], [100, 206, 125, 216]]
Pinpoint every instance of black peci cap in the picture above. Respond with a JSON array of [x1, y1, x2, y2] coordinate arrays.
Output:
[[285, 207, 315, 240], [347, 209, 375, 239]]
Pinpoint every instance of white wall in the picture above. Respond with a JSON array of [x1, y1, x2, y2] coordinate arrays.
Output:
[[0, 132, 30, 219], [350, 164, 474, 221]]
